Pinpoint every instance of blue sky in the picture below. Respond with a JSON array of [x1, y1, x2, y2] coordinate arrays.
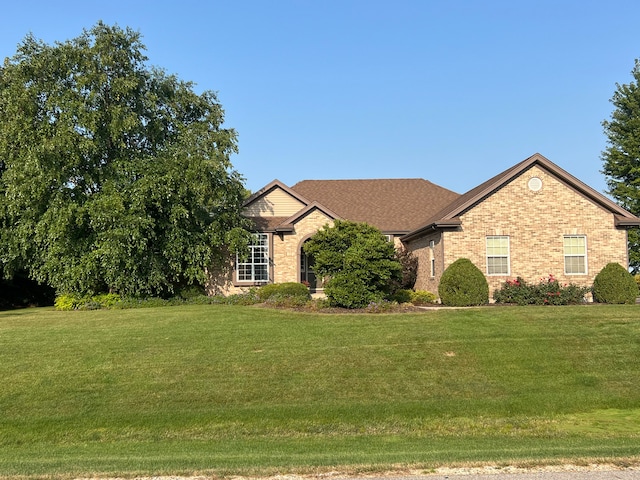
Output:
[[2, 1, 639, 196]]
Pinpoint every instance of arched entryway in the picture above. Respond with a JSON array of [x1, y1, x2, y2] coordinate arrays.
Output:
[[300, 240, 318, 291]]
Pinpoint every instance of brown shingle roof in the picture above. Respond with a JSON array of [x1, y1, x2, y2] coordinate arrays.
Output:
[[290, 178, 460, 233]]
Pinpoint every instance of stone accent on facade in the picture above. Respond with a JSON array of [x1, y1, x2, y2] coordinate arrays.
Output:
[[272, 209, 334, 284]]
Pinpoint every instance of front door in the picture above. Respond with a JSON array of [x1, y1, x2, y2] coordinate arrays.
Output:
[[300, 245, 317, 291]]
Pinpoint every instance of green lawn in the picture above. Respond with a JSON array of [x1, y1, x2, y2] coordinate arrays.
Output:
[[1, 304, 640, 477]]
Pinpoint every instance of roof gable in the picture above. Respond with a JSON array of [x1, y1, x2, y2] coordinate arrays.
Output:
[[243, 179, 309, 217], [271, 202, 343, 233], [402, 153, 640, 241]]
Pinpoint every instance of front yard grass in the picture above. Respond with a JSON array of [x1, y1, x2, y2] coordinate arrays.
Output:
[[0, 304, 639, 477]]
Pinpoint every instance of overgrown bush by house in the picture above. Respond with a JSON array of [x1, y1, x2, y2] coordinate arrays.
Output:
[[493, 275, 589, 305], [324, 274, 385, 309], [392, 246, 418, 291], [438, 258, 489, 306], [592, 263, 639, 304], [304, 220, 402, 309]]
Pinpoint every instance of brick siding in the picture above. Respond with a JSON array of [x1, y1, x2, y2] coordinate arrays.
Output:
[[410, 165, 629, 299]]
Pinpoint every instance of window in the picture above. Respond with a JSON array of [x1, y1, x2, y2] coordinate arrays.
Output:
[[486, 236, 509, 275], [236, 233, 269, 282], [300, 240, 318, 290], [429, 240, 435, 277], [564, 235, 587, 274]]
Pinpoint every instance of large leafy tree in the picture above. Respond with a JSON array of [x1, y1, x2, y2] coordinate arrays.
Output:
[[303, 220, 401, 308], [0, 22, 249, 296], [602, 59, 640, 272]]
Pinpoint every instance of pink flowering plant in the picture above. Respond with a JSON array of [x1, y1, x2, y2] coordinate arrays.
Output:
[[494, 274, 589, 305]]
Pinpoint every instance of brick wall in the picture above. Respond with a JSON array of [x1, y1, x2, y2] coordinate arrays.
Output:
[[409, 232, 443, 294], [410, 165, 629, 299]]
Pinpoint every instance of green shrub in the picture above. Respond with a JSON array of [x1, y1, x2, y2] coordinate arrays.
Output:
[[392, 246, 418, 290], [92, 293, 122, 308], [54, 294, 82, 311], [438, 258, 489, 306], [55, 293, 122, 310], [391, 289, 413, 303], [304, 220, 401, 309], [225, 288, 261, 305], [410, 290, 437, 305], [494, 276, 589, 305], [390, 289, 437, 305], [177, 285, 206, 300], [325, 274, 384, 309], [257, 282, 311, 301], [592, 263, 639, 304]]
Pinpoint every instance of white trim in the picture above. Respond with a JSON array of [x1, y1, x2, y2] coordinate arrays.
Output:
[[563, 235, 587, 275], [236, 233, 270, 283], [486, 235, 510, 276]]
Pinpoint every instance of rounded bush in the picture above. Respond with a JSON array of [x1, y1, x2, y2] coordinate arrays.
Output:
[[592, 263, 639, 304], [438, 258, 489, 306], [257, 282, 311, 301]]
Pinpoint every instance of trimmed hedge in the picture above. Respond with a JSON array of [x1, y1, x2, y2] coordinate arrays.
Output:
[[438, 258, 489, 306], [257, 282, 311, 302], [592, 263, 639, 304]]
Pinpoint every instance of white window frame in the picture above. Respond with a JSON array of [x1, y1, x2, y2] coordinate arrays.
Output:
[[563, 235, 587, 275], [486, 235, 510, 275], [236, 233, 269, 282]]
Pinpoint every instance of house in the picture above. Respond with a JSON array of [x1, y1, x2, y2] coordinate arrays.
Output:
[[207, 153, 640, 299]]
